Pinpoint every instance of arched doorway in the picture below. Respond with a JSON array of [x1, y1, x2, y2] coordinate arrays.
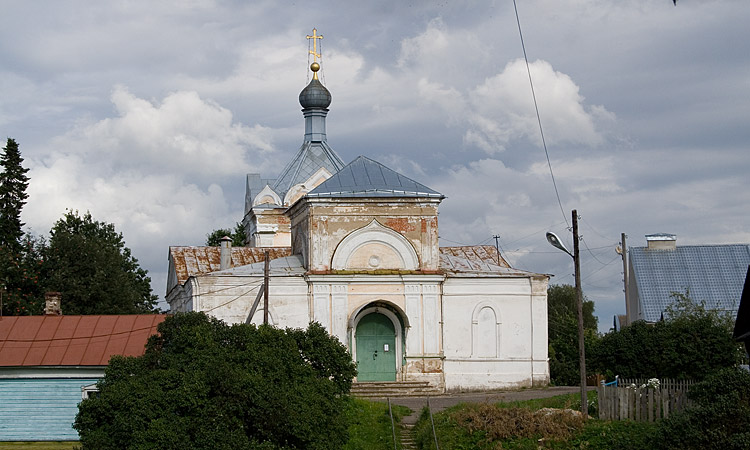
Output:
[[355, 312, 397, 381]]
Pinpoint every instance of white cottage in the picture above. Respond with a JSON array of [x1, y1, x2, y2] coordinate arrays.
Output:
[[167, 57, 549, 392]]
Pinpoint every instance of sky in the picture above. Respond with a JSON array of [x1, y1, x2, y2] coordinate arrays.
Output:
[[2, 0, 749, 332]]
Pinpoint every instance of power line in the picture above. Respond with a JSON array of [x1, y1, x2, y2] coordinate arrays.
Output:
[[512, 0, 568, 229]]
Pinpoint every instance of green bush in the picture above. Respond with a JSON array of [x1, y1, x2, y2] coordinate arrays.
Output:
[[590, 295, 742, 380], [654, 367, 750, 450], [74, 312, 356, 449]]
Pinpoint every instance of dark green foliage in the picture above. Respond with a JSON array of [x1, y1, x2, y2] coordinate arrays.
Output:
[[0, 138, 29, 254], [75, 312, 357, 449], [206, 222, 245, 247], [43, 210, 158, 314], [590, 294, 742, 380], [655, 367, 750, 450], [0, 138, 41, 315], [0, 233, 46, 315], [547, 284, 599, 385]]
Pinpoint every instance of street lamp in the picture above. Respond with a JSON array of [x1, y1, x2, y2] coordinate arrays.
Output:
[[547, 209, 587, 419]]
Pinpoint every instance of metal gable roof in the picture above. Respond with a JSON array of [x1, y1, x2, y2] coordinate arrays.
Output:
[[629, 244, 750, 322], [169, 246, 293, 287], [307, 156, 443, 198], [0, 315, 167, 367]]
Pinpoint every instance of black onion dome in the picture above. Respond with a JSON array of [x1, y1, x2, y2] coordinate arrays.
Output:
[[299, 78, 332, 109]]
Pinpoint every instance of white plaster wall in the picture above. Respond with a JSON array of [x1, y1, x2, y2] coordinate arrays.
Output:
[[442, 276, 549, 391], [194, 275, 309, 328]]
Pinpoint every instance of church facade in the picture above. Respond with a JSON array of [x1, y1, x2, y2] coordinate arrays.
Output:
[[166, 54, 549, 392]]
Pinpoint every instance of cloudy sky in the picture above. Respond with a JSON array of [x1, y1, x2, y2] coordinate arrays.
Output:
[[2, 0, 749, 331]]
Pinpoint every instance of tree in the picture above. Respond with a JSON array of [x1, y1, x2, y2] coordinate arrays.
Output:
[[547, 284, 598, 385], [0, 138, 29, 254], [43, 210, 158, 314], [0, 137, 39, 315], [74, 313, 357, 449], [0, 233, 46, 315], [206, 222, 246, 247], [590, 292, 742, 380]]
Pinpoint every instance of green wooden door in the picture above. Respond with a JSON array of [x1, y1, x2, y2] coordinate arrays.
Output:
[[356, 313, 397, 381]]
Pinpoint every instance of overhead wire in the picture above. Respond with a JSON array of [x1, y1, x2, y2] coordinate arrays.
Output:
[[512, 0, 569, 229]]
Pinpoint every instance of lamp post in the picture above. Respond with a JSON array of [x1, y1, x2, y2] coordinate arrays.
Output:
[[546, 209, 587, 419]]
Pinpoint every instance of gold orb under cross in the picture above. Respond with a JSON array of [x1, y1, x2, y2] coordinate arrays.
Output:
[[311, 62, 320, 72]]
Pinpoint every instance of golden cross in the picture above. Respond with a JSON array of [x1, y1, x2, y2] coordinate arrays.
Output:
[[306, 28, 323, 62]]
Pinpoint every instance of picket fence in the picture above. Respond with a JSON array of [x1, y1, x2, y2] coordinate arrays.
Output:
[[597, 378, 694, 422]]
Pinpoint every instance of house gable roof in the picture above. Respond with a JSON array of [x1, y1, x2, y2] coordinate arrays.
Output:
[[307, 156, 443, 199], [0, 314, 167, 367], [629, 244, 750, 322]]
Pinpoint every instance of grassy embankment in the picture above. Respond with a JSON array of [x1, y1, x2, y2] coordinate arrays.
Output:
[[413, 391, 658, 450], [344, 397, 412, 450]]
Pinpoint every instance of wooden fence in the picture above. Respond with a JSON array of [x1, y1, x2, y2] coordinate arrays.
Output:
[[597, 379, 694, 422]]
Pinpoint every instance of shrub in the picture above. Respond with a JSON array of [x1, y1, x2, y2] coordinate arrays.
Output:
[[74, 312, 356, 449], [655, 367, 750, 450], [589, 294, 742, 380]]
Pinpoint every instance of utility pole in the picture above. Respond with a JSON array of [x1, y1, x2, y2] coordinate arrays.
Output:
[[621, 233, 629, 325], [493, 235, 502, 265], [572, 210, 587, 420], [263, 250, 270, 325]]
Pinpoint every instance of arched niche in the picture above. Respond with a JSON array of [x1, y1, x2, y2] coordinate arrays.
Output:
[[331, 220, 419, 271], [471, 302, 501, 358]]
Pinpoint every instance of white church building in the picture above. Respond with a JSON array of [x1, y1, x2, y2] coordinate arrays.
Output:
[[166, 49, 549, 392]]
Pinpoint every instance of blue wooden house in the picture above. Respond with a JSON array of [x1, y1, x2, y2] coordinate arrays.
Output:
[[0, 311, 166, 441]]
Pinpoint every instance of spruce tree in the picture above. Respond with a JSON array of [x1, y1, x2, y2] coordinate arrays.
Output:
[[0, 138, 41, 315], [0, 138, 30, 254]]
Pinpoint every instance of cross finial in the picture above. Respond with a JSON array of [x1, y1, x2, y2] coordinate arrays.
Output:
[[306, 28, 323, 63]]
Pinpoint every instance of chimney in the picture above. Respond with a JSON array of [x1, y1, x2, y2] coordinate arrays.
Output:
[[220, 236, 232, 270], [645, 233, 677, 250], [45, 292, 62, 315]]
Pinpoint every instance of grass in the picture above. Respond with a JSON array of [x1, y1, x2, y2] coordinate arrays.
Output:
[[343, 397, 412, 450], [0, 443, 78, 450], [413, 391, 659, 450]]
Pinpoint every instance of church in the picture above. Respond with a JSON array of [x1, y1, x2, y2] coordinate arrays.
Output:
[[166, 33, 549, 392]]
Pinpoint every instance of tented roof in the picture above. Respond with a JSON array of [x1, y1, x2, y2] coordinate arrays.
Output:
[[308, 156, 443, 199]]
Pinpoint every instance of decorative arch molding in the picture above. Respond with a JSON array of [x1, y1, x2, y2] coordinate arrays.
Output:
[[471, 301, 502, 358], [349, 302, 407, 378], [331, 220, 419, 270], [252, 184, 282, 207], [283, 167, 333, 206]]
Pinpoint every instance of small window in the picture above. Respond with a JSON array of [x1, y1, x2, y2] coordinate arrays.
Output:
[[81, 383, 99, 400]]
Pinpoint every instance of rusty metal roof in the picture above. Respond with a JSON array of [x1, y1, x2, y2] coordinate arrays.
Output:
[[169, 246, 293, 286], [169, 245, 530, 284], [0, 314, 167, 367], [440, 246, 509, 269], [439, 245, 540, 276]]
